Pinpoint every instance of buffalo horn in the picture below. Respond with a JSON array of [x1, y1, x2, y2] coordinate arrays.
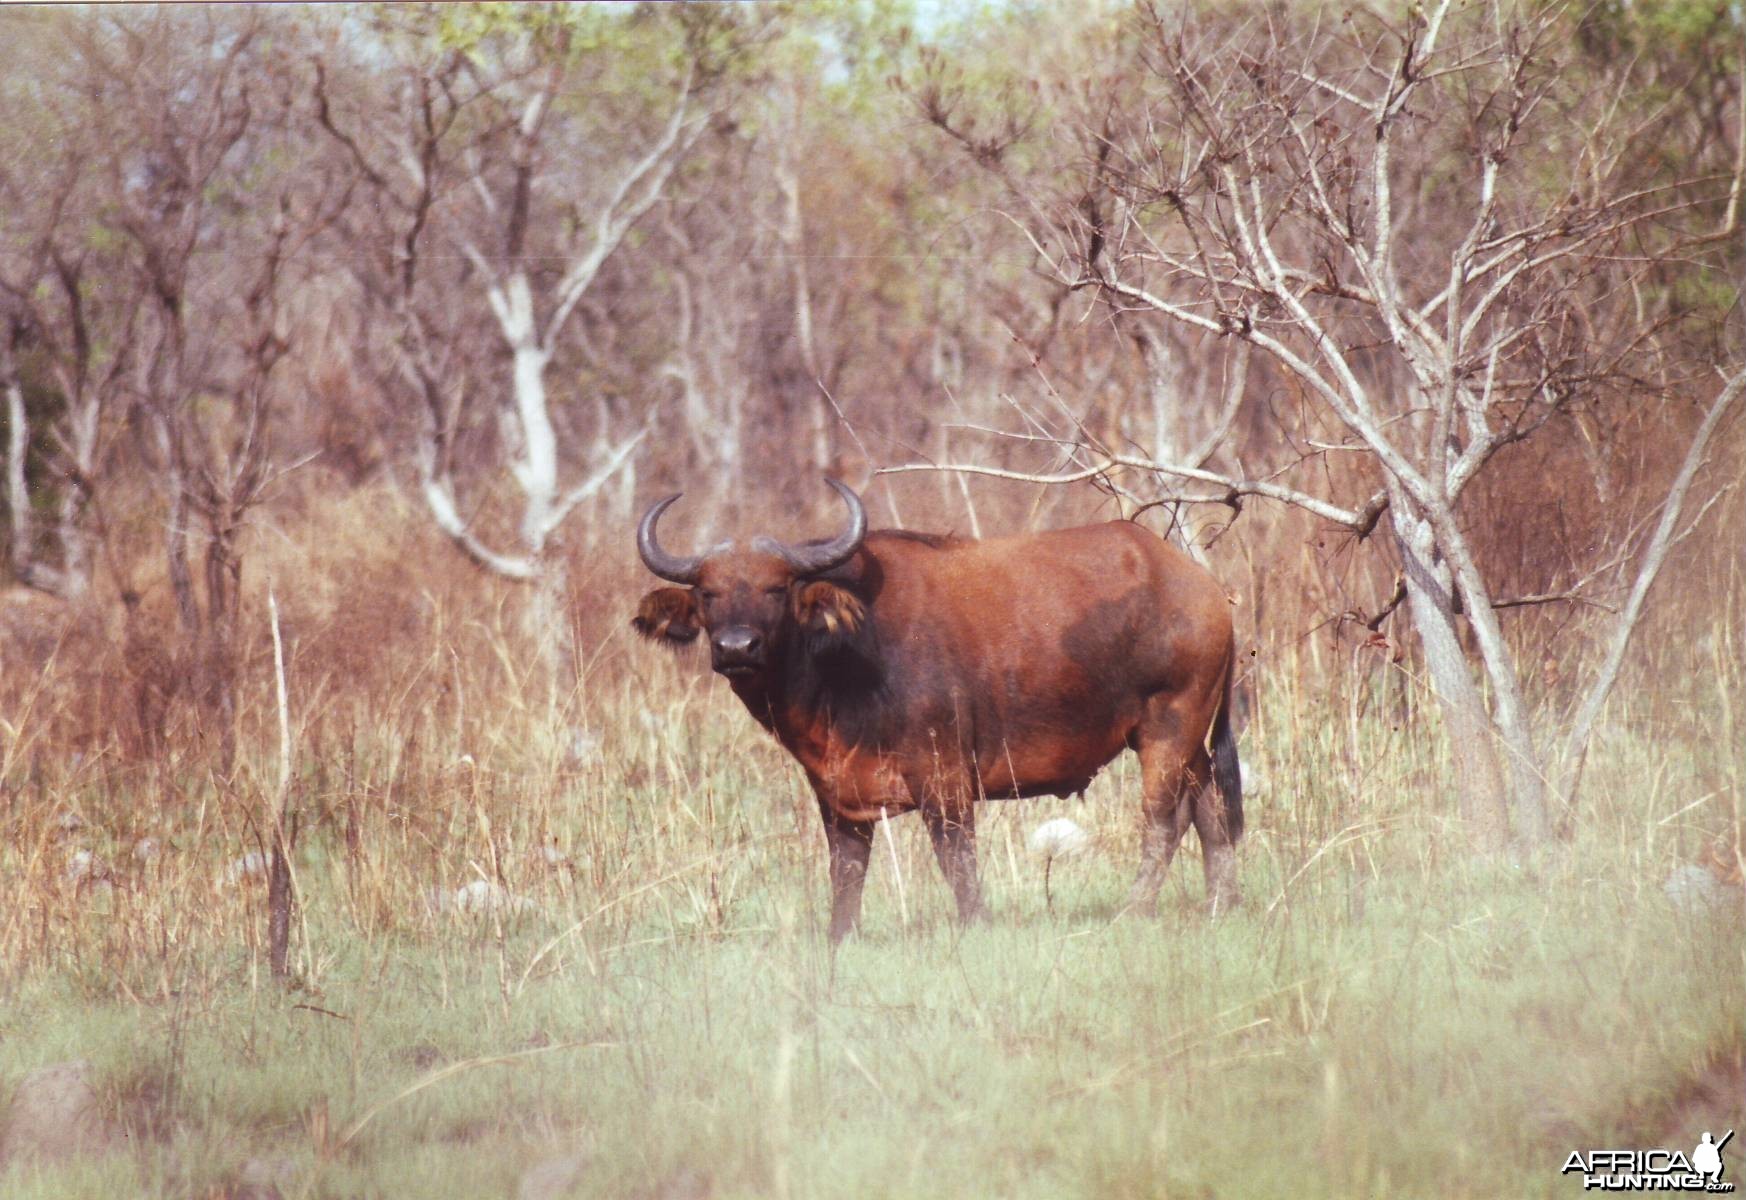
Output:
[[636, 493, 704, 584], [759, 477, 867, 577]]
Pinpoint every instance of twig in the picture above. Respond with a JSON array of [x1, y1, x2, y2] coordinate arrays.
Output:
[[878, 453, 1374, 531], [1561, 367, 1746, 807], [266, 587, 295, 981], [880, 807, 909, 927]]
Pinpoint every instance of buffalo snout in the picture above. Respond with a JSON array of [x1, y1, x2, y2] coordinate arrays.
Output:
[[711, 626, 765, 675]]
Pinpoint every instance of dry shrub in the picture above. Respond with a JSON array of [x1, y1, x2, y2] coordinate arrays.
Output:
[[0, 393, 1734, 808], [0, 585, 144, 760]]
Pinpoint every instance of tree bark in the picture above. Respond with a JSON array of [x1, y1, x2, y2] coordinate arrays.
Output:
[[156, 420, 201, 639], [2, 345, 85, 600], [4, 367, 34, 583], [1391, 501, 1511, 850], [203, 511, 243, 771], [1428, 506, 1551, 844], [775, 84, 829, 473]]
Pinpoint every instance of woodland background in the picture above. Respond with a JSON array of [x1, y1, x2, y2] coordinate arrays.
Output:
[[0, 4, 1740, 1198], [1, 2, 1740, 822]]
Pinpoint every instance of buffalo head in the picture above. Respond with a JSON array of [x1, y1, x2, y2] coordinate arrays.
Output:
[[633, 477, 868, 678]]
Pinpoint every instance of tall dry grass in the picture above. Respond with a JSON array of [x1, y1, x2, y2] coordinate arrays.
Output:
[[0, 468, 1737, 1198]]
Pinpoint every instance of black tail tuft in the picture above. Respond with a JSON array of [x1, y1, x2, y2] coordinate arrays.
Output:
[[1210, 644, 1244, 840]]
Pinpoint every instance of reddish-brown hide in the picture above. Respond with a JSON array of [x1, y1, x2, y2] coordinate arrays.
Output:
[[633, 479, 1242, 942]]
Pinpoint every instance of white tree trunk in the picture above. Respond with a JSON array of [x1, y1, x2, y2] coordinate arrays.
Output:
[[5, 365, 99, 602], [54, 394, 100, 602], [775, 82, 829, 474], [497, 275, 571, 674], [511, 338, 558, 556], [1391, 501, 1512, 850], [1431, 513, 1551, 843], [4, 372, 33, 582]]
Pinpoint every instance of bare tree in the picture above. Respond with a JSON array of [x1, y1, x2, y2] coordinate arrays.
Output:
[[315, 7, 755, 669], [658, 212, 753, 539], [907, 0, 1744, 847], [773, 76, 836, 475], [0, 57, 140, 602], [68, 10, 339, 762]]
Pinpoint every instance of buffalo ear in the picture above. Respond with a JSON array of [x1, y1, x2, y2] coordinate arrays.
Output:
[[633, 587, 701, 645], [793, 581, 866, 652]]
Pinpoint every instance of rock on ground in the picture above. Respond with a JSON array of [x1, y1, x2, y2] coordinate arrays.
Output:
[[0, 1059, 113, 1165], [1663, 863, 1742, 913], [518, 1151, 590, 1200], [224, 1155, 299, 1200]]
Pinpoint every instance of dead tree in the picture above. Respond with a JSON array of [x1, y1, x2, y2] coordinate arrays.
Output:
[[907, 0, 1744, 847], [73, 10, 337, 764], [314, 8, 753, 671], [0, 124, 139, 601]]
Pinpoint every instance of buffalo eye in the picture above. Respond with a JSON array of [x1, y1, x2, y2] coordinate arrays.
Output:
[[764, 586, 786, 598]]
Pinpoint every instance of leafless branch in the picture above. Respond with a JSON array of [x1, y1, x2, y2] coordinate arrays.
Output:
[[1561, 366, 1746, 800]]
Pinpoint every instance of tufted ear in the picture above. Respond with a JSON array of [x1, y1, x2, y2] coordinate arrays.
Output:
[[793, 580, 866, 653], [632, 588, 701, 645]]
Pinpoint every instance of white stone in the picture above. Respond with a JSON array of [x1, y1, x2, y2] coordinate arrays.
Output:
[[452, 879, 534, 916], [1664, 863, 1736, 913], [0, 1060, 111, 1163], [518, 1151, 589, 1200], [64, 849, 101, 886]]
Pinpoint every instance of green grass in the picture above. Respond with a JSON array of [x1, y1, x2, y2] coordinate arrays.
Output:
[[0, 659, 1739, 1199]]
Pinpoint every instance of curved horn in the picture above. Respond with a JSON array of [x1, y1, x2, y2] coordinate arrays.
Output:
[[764, 477, 867, 577], [636, 493, 704, 584]]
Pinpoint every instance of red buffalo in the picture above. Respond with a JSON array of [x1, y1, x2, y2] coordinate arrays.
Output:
[[633, 478, 1242, 941]]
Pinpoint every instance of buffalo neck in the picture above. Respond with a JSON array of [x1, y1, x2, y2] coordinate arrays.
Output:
[[723, 627, 886, 755]]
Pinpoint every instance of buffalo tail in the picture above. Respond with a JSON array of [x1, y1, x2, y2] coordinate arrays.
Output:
[[1211, 642, 1244, 840]]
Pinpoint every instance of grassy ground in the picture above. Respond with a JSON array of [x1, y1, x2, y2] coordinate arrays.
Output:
[[0, 641, 1739, 1199]]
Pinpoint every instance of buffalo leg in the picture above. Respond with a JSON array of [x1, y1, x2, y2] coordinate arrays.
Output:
[[1125, 700, 1211, 916], [922, 803, 987, 925], [1191, 776, 1241, 914], [818, 803, 874, 943]]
